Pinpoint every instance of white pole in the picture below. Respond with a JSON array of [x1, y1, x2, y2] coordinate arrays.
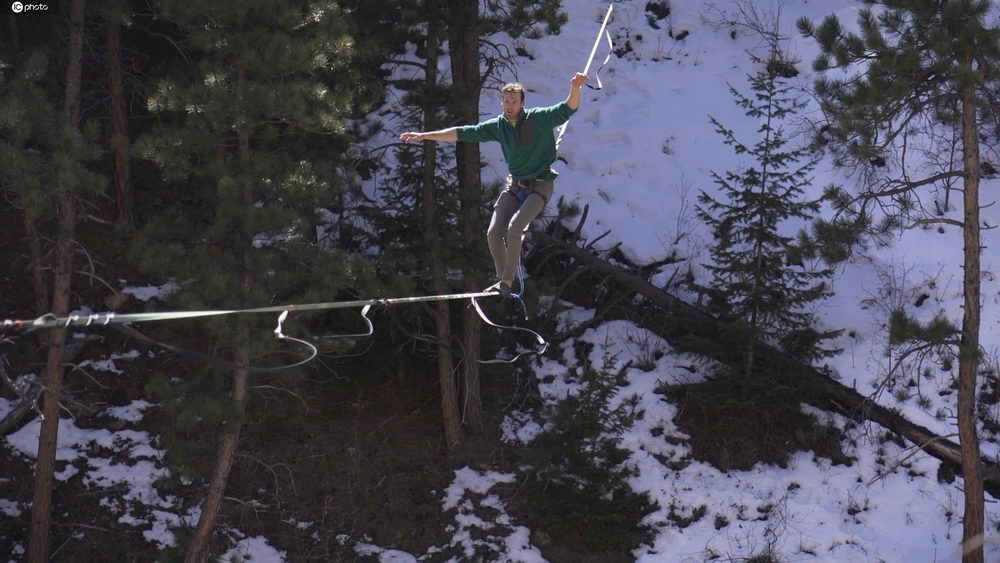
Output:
[[556, 2, 614, 149]]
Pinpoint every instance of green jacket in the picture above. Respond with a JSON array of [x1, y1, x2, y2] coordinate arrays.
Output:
[[455, 101, 576, 181]]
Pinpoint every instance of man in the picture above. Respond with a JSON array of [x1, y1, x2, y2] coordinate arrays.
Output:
[[400, 72, 588, 296]]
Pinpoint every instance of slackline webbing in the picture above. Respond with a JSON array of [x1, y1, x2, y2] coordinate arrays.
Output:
[[2, 290, 497, 330], [0, 290, 548, 370], [556, 2, 615, 150]]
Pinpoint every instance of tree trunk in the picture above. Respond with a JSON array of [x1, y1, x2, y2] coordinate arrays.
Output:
[[23, 208, 48, 318], [743, 334, 755, 379], [422, 2, 462, 449], [105, 16, 131, 222], [449, 0, 484, 433], [185, 322, 250, 563], [958, 47, 984, 563], [27, 1, 84, 561], [185, 66, 255, 561]]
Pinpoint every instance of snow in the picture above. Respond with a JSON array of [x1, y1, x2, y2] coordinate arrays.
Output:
[[76, 351, 141, 375], [436, 468, 546, 562], [0, 371, 193, 550], [106, 399, 154, 422], [221, 536, 288, 563], [500, 410, 543, 445], [0, 499, 20, 518], [442, 467, 516, 510], [120, 280, 181, 301], [3, 0, 999, 561]]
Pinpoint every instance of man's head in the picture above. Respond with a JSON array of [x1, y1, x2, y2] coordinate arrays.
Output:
[[501, 83, 525, 121]]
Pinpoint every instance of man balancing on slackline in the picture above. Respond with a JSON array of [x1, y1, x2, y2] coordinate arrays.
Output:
[[399, 72, 588, 297]]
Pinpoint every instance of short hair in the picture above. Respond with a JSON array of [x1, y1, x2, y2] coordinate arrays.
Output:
[[501, 82, 525, 102]]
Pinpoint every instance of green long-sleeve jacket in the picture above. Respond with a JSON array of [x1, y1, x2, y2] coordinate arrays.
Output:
[[455, 101, 576, 181]]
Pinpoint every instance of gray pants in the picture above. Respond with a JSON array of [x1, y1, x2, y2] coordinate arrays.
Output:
[[487, 175, 554, 284]]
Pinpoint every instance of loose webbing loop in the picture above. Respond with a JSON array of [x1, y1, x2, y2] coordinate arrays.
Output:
[[309, 303, 377, 341], [506, 264, 529, 319], [470, 296, 548, 364], [584, 28, 613, 91], [115, 320, 318, 374]]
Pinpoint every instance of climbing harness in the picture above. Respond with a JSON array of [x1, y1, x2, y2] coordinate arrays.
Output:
[[510, 177, 549, 205]]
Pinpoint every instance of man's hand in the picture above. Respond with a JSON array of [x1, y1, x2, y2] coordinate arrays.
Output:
[[399, 132, 424, 143], [571, 72, 588, 89]]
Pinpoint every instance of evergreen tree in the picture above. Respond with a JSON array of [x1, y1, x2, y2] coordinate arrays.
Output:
[[798, 2, 1000, 559], [696, 53, 838, 378], [131, 0, 374, 558], [522, 354, 654, 551], [0, 2, 100, 559]]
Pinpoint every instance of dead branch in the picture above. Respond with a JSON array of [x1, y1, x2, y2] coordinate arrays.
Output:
[[573, 203, 590, 240]]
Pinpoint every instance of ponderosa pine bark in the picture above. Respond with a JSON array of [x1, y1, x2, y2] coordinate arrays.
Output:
[[449, 0, 484, 434], [105, 15, 131, 222], [27, 0, 85, 560]]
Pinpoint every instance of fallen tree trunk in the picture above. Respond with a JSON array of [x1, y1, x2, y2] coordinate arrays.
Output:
[[0, 366, 43, 437], [529, 230, 1000, 490], [0, 333, 99, 436]]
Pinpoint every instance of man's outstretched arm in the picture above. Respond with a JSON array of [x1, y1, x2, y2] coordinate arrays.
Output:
[[565, 72, 588, 110], [399, 127, 459, 143]]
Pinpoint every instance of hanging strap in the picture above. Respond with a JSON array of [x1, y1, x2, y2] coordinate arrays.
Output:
[[556, 2, 615, 150], [114, 321, 319, 374], [470, 296, 548, 365], [584, 27, 614, 91]]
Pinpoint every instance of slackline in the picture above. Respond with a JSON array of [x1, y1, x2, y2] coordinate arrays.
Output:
[[1, 290, 548, 371]]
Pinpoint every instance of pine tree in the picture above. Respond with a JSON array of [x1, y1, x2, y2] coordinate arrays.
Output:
[[798, 2, 1000, 559], [522, 354, 654, 551], [0, 2, 101, 559], [131, 1, 374, 559], [696, 53, 838, 378]]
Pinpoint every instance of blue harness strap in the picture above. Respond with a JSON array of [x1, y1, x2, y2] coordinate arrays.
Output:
[[514, 186, 527, 204], [511, 179, 532, 204]]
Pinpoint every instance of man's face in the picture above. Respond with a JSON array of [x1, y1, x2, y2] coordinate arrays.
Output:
[[501, 91, 524, 121]]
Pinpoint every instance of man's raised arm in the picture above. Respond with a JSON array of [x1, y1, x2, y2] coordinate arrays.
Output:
[[565, 72, 588, 110], [399, 127, 459, 143]]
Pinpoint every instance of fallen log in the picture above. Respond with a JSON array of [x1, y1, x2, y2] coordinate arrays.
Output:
[[0, 335, 97, 436], [529, 231, 1000, 491], [0, 360, 42, 436]]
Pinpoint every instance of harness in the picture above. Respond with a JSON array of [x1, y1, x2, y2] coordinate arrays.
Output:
[[508, 168, 553, 204]]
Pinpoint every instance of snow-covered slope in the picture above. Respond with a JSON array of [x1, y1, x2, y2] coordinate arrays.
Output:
[[449, 0, 1000, 560]]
